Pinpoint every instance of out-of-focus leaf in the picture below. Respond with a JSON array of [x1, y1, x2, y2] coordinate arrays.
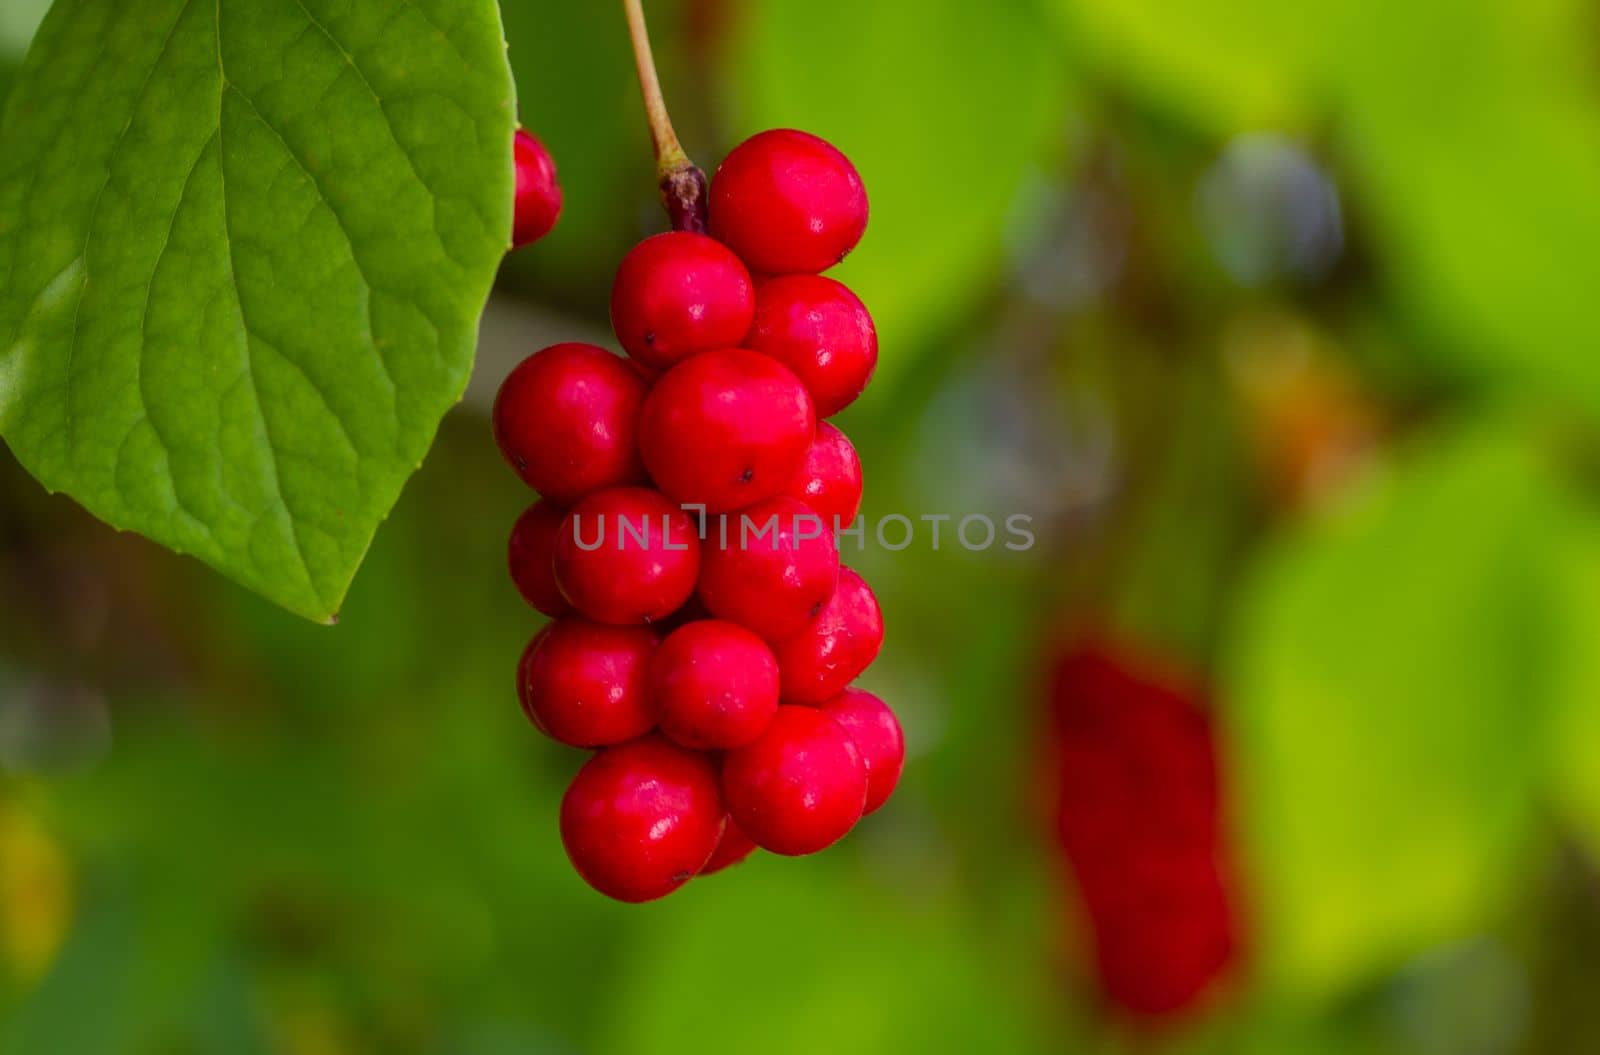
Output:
[[1335, 0, 1600, 422], [1545, 507, 1600, 854], [727, 0, 1068, 395], [1223, 418, 1569, 1000], [0, 0, 515, 621], [1047, 0, 1337, 133], [598, 864, 1050, 1055]]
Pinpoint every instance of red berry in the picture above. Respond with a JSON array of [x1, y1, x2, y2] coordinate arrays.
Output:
[[517, 619, 657, 747], [817, 688, 904, 814], [746, 276, 877, 416], [650, 620, 780, 750], [493, 343, 647, 503], [512, 128, 563, 248], [698, 496, 839, 641], [785, 422, 863, 529], [721, 705, 867, 855], [1045, 640, 1241, 1020], [639, 348, 816, 513], [773, 567, 883, 703], [700, 822, 758, 876], [553, 487, 701, 625], [709, 129, 869, 274], [611, 232, 755, 369], [560, 736, 725, 902], [508, 499, 572, 617]]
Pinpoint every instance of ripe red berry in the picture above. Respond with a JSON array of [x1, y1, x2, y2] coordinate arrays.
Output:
[[773, 566, 883, 703], [560, 736, 725, 902], [746, 275, 877, 416], [639, 348, 816, 513], [493, 343, 647, 503], [700, 822, 758, 876], [512, 128, 563, 248], [709, 129, 869, 274], [508, 500, 572, 618], [785, 422, 863, 529], [553, 487, 701, 625], [817, 689, 904, 814], [611, 232, 755, 369], [517, 619, 657, 747], [698, 496, 839, 641], [721, 705, 867, 855], [650, 620, 780, 750]]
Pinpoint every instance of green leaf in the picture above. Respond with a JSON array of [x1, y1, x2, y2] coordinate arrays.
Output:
[[1047, 0, 1337, 134], [727, 0, 1069, 395], [1222, 418, 1569, 999], [1544, 510, 1600, 853], [0, 0, 51, 109], [1334, 0, 1600, 421], [0, 0, 514, 621], [599, 866, 1052, 1055]]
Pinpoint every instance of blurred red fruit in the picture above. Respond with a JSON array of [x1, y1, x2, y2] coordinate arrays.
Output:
[[1044, 639, 1242, 1022]]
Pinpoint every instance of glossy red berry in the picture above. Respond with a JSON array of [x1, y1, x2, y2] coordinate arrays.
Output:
[[746, 276, 877, 417], [709, 129, 869, 274], [639, 348, 816, 513], [611, 232, 755, 370], [700, 822, 758, 876], [773, 566, 884, 703], [721, 705, 867, 855], [493, 343, 647, 503], [560, 736, 725, 902], [553, 487, 701, 625], [785, 422, 863, 529], [517, 619, 657, 747], [698, 496, 839, 641], [512, 128, 563, 248], [649, 620, 780, 750], [508, 500, 572, 617], [817, 688, 904, 814]]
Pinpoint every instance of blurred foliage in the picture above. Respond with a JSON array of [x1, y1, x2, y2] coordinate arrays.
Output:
[[1224, 415, 1579, 1000], [5, 0, 1600, 1052]]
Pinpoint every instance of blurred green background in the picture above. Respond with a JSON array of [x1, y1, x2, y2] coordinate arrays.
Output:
[[6, 0, 1600, 1051]]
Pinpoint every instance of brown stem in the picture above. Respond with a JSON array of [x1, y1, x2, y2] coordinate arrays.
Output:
[[622, 0, 709, 232]]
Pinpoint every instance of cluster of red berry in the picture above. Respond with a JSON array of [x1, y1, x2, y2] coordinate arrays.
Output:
[[497, 128, 903, 903], [1044, 640, 1242, 1020]]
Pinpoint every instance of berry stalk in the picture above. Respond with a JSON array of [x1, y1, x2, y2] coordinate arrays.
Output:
[[622, 0, 709, 232]]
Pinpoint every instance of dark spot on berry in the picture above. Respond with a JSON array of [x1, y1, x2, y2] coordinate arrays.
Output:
[[739, 467, 754, 484], [514, 456, 527, 471], [809, 600, 823, 618], [644, 330, 656, 346]]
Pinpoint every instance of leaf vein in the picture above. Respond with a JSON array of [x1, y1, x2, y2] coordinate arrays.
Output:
[[215, 0, 321, 607], [61, 0, 198, 460]]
